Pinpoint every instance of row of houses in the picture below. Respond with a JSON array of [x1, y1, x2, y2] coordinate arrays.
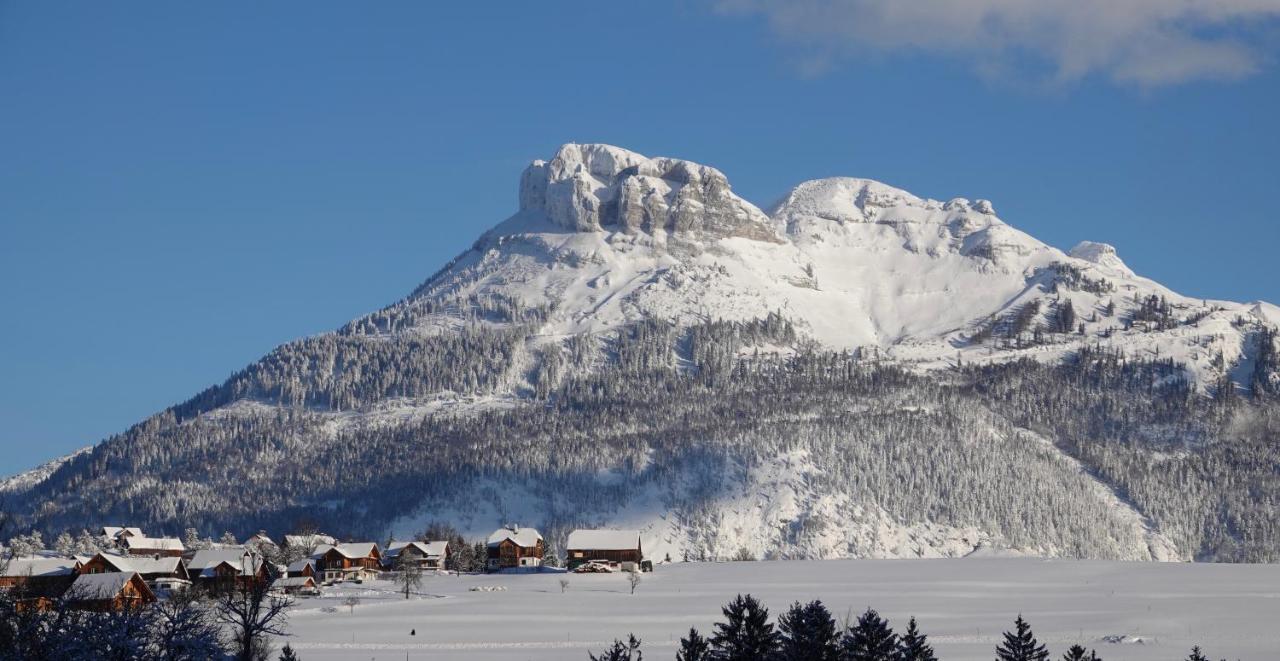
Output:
[[1, 524, 649, 611]]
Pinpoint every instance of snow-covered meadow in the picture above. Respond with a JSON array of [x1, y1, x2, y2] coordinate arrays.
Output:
[[284, 558, 1280, 660]]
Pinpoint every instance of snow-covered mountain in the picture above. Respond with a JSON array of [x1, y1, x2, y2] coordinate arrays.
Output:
[[398, 143, 1271, 389], [6, 144, 1279, 563]]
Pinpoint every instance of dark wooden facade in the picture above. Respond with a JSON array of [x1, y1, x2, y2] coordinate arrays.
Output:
[[486, 538, 544, 570]]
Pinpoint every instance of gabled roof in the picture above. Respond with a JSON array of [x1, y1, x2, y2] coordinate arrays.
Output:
[[89, 552, 183, 575], [386, 540, 448, 559], [286, 558, 317, 573], [274, 576, 316, 588], [100, 526, 144, 539], [122, 536, 185, 552], [323, 542, 380, 559], [185, 548, 262, 577], [566, 529, 642, 551], [67, 572, 149, 601], [486, 526, 543, 548], [2, 556, 80, 578], [246, 532, 276, 546]]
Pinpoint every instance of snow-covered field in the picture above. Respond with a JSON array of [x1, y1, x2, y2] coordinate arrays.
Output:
[[284, 558, 1280, 660]]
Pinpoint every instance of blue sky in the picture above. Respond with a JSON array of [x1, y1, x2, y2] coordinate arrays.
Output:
[[1, 1, 1278, 475]]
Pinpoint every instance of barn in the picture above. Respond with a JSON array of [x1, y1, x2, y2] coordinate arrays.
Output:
[[565, 530, 644, 571]]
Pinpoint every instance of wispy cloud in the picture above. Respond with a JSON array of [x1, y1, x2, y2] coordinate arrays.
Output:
[[718, 0, 1280, 87]]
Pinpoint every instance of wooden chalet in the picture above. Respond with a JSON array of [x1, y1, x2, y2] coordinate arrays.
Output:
[[485, 525, 544, 571], [0, 556, 82, 608], [80, 552, 191, 589], [185, 548, 269, 590], [385, 540, 449, 571], [315, 543, 383, 583], [121, 535, 185, 557], [63, 572, 156, 612], [99, 526, 144, 545], [565, 529, 644, 570], [273, 576, 319, 596], [0, 556, 82, 589], [286, 558, 318, 579]]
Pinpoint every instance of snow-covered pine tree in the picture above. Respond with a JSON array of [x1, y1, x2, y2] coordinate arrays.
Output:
[[676, 627, 711, 661], [777, 600, 840, 661], [710, 594, 779, 661], [995, 615, 1050, 661], [897, 616, 937, 661], [841, 608, 898, 661]]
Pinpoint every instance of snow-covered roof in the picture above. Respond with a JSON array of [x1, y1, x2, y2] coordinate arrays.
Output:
[[274, 576, 316, 588], [67, 572, 141, 600], [386, 541, 448, 558], [122, 536, 185, 552], [286, 558, 317, 572], [2, 556, 80, 578], [100, 526, 144, 539], [186, 548, 260, 577], [91, 553, 182, 575], [324, 542, 379, 559], [566, 529, 642, 551], [246, 532, 276, 546], [486, 526, 542, 548]]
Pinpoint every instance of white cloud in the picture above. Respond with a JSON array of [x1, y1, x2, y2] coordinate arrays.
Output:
[[718, 0, 1280, 87]]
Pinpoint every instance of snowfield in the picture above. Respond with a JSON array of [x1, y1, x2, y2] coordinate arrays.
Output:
[[283, 559, 1280, 660]]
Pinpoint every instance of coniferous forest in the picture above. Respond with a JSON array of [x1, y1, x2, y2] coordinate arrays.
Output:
[[7, 302, 1278, 563]]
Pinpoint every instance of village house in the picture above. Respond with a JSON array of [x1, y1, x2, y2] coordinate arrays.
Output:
[[79, 552, 191, 592], [99, 526, 144, 546], [273, 575, 319, 596], [485, 525, 544, 571], [0, 556, 81, 591], [63, 572, 156, 612], [286, 557, 318, 579], [315, 543, 383, 583], [121, 535, 186, 557], [384, 540, 449, 571], [245, 531, 276, 548], [185, 548, 269, 590], [565, 529, 645, 571]]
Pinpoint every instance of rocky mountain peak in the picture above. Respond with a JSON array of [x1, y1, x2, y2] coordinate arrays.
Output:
[[1069, 241, 1133, 275], [518, 143, 781, 243]]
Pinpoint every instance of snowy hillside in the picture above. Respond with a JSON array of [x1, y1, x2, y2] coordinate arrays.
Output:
[[391, 143, 1273, 392], [5, 144, 1278, 563]]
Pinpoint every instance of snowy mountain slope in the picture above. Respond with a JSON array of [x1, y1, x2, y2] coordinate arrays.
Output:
[[383, 143, 1272, 392], [5, 143, 1278, 563]]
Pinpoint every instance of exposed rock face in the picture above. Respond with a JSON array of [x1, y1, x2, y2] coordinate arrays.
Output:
[[518, 143, 781, 243], [1069, 241, 1134, 275]]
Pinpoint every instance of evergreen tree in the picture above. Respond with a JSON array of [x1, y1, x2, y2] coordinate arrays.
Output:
[[1185, 646, 1209, 661], [278, 644, 300, 661], [589, 634, 642, 661], [1060, 644, 1102, 661], [841, 608, 898, 661], [710, 594, 779, 661], [995, 615, 1049, 661], [676, 627, 711, 661], [777, 600, 839, 661], [897, 616, 937, 661]]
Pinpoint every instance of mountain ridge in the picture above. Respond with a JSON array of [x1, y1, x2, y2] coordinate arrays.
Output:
[[5, 143, 1278, 564]]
